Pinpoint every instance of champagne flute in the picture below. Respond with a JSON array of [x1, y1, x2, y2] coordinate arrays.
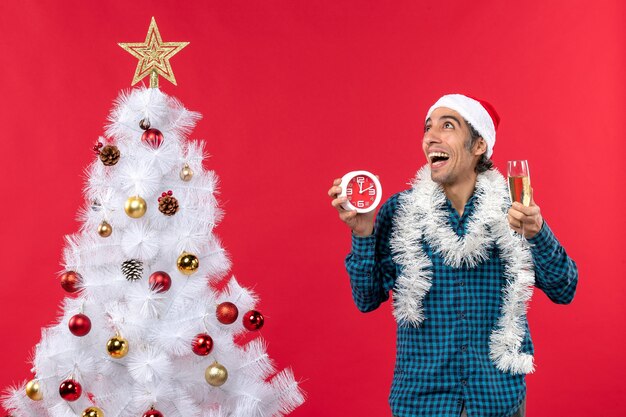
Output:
[[507, 160, 531, 238], [507, 160, 531, 206]]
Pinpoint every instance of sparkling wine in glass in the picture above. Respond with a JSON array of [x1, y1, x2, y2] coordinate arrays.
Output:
[[507, 160, 531, 206]]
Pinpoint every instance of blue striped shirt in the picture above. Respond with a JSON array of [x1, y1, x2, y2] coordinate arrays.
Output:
[[345, 191, 578, 417]]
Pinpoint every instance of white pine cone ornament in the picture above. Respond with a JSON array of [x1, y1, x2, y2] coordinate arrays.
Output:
[[121, 259, 143, 281]]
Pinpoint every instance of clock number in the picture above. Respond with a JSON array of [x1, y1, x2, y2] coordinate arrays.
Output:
[[356, 176, 365, 184], [368, 188, 375, 195], [357, 201, 364, 208], [346, 187, 353, 196]]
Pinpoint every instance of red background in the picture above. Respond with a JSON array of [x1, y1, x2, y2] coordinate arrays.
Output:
[[0, 1, 624, 416]]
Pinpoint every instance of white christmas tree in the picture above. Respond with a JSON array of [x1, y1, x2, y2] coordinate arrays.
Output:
[[2, 18, 304, 417]]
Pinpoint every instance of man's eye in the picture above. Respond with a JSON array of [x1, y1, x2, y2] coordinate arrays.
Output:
[[424, 125, 431, 132], [444, 122, 454, 129]]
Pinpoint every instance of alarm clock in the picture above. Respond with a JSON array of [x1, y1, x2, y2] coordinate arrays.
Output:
[[339, 170, 382, 213]]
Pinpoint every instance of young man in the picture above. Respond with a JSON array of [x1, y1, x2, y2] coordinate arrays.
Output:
[[328, 94, 578, 417]]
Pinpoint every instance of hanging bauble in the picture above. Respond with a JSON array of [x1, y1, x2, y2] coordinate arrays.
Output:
[[82, 407, 104, 417], [192, 333, 213, 356], [97, 220, 113, 237], [25, 379, 43, 401], [176, 252, 199, 275], [69, 314, 92, 336], [99, 145, 120, 166], [148, 271, 171, 293], [59, 378, 82, 401], [121, 259, 144, 281], [124, 196, 147, 218], [60, 271, 81, 293], [139, 118, 151, 130], [216, 302, 239, 324], [106, 336, 129, 358], [180, 164, 193, 181], [242, 310, 264, 331], [205, 362, 228, 387], [142, 408, 163, 417], [158, 191, 179, 216], [141, 128, 164, 148]]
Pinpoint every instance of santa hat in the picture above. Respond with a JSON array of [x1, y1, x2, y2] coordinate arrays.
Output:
[[425, 94, 500, 158]]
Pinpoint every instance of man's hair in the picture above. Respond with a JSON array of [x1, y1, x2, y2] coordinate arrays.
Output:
[[466, 121, 494, 173]]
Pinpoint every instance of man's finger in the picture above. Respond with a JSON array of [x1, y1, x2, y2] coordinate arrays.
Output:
[[508, 208, 525, 222], [333, 178, 342, 185], [330, 197, 343, 208], [328, 185, 342, 198], [512, 201, 539, 216], [507, 214, 522, 229], [331, 197, 348, 210]]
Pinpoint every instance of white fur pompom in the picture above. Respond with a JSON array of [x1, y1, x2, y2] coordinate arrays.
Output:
[[127, 345, 173, 383], [121, 221, 160, 261]]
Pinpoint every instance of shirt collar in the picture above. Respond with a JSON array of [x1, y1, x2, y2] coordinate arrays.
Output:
[[445, 192, 478, 228]]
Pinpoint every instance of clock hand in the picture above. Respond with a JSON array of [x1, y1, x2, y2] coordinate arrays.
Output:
[[359, 185, 374, 194], [357, 182, 363, 193]]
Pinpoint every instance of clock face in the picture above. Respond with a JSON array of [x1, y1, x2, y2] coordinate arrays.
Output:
[[346, 175, 377, 210], [342, 171, 381, 213]]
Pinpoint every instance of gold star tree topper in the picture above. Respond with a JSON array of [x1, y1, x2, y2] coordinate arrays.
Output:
[[119, 17, 189, 88]]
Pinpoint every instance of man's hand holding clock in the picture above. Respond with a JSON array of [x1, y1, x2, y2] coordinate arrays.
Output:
[[328, 171, 382, 237]]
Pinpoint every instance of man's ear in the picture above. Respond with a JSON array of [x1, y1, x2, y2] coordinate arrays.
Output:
[[473, 137, 487, 156]]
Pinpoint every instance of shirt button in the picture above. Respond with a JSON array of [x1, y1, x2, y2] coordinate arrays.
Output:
[[458, 281, 465, 287], [461, 345, 468, 352], [461, 379, 468, 386], [459, 312, 466, 319]]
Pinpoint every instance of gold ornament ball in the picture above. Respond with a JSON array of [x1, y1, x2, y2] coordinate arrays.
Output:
[[180, 164, 193, 181], [125, 196, 147, 218], [177, 252, 199, 275], [205, 361, 228, 386], [25, 379, 43, 401], [82, 407, 104, 417], [98, 221, 113, 237], [106, 336, 129, 358]]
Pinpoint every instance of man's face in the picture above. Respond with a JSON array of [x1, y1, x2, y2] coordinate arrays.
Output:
[[422, 107, 485, 186]]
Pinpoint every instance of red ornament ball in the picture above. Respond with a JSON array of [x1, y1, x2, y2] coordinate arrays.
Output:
[[69, 314, 91, 336], [216, 302, 239, 324], [192, 333, 214, 356], [242, 310, 264, 331], [141, 128, 164, 148], [143, 409, 163, 417], [148, 271, 172, 293], [59, 379, 82, 401], [60, 271, 81, 293]]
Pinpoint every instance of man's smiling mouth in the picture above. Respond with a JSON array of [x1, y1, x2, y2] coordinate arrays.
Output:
[[428, 152, 450, 166]]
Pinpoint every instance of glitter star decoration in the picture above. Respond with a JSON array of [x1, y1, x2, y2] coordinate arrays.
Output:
[[119, 17, 189, 88]]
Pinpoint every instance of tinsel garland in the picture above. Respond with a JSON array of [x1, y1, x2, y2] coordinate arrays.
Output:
[[390, 165, 536, 374]]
